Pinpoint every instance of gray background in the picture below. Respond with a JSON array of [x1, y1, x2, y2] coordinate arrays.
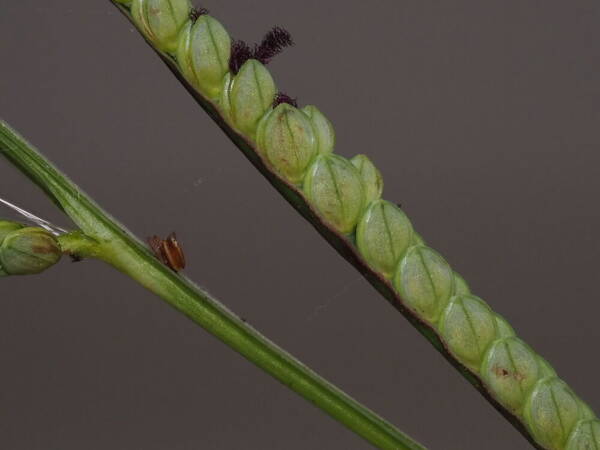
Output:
[[1, 1, 599, 449]]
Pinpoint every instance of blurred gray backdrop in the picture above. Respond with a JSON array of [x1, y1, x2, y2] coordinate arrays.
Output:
[[1, 1, 599, 449]]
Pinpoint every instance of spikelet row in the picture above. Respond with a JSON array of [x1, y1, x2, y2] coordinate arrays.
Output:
[[118, 1, 599, 447]]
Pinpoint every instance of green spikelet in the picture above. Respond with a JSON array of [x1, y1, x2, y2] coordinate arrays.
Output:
[[524, 378, 582, 449], [438, 294, 497, 370], [131, 0, 192, 54], [222, 60, 277, 138], [356, 200, 413, 278], [176, 14, 231, 100], [393, 245, 454, 324], [303, 154, 365, 234], [256, 103, 317, 183], [481, 337, 541, 413]]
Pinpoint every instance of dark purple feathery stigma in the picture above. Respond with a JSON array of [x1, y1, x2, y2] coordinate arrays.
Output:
[[229, 27, 293, 75], [189, 7, 209, 23], [253, 26, 294, 64], [229, 40, 253, 74], [273, 92, 298, 108]]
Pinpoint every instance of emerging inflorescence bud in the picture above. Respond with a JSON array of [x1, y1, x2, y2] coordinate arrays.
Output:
[[303, 154, 365, 235], [131, 0, 192, 54], [356, 200, 413, 279], [302, 105, 335, 155], [221, 59, 277, 138], [256, 103, 317, 183], [351, 154, 383, 206], [176, 14, 231, 100], [0, 226, 62, 276]]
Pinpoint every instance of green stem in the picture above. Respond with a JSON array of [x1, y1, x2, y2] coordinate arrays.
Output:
[[106, 2, 544, 448], [0, 120, 424, 450]]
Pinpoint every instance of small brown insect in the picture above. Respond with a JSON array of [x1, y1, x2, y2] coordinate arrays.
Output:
[[147, 232, 186, 272]]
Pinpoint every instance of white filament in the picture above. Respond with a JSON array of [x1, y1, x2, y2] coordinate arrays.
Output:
[[0, 197, 67, 236]]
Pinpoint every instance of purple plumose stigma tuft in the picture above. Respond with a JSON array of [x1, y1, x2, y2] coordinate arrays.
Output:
[[229, 27, 293, 74], [254, 27, 294, 64], [229, 40, 253, 74]]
